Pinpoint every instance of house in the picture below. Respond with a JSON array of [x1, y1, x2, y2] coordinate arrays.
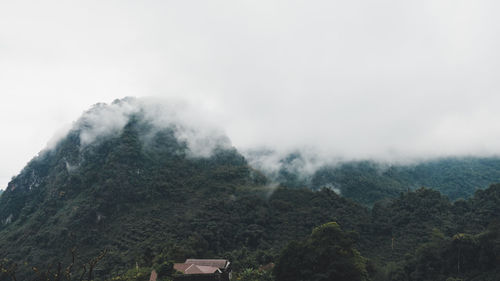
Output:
[[173, 259, 231, 281]]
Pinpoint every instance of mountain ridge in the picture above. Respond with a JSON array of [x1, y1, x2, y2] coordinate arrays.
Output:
[[1, 98, 499, 280]]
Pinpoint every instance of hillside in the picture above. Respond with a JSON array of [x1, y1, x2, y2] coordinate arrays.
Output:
[[274, 153, 500, 205], [0, 101, 256, 278], [0, 99, 499, 281], [0, 100, 370, 279]]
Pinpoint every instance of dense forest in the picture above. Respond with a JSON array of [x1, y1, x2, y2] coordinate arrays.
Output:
[[275, 153, 500, 206], [1, 100, 499, 281]]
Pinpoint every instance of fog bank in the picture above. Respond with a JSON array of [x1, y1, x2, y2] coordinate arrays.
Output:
[[3, 1, 500, 188]]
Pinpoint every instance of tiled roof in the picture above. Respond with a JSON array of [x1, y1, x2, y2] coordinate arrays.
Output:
[[174, 263, 221, 275], [184, 259, 229, 269], [174, 263, 191, 273], [185, 265, 220, 274], [174, 259, 229, 275]]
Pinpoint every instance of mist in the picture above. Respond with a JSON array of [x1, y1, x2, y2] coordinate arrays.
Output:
[[54, 97, 232, 159], [2, 1, 500, 189], [37, 96, 500, 193]]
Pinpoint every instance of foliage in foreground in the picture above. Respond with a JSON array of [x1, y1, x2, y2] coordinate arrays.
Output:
[[0, 249, 107, 281], [376, 223, 500, 281], [274, 222, 370, 281]]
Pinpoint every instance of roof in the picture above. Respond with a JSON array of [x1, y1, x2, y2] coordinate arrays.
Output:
[[174, 263, 221, 275], [173, 263, 191, 272], [184, 259, 229, 269], [174, 259, 230, 275]]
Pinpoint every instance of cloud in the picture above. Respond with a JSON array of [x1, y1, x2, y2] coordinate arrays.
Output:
[[58, 97, 231, 158], [2, 1, 500, 188], [77, 100, 137, 146]]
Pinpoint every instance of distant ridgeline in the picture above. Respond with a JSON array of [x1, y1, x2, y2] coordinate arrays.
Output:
[[275, 153, 500, 205], [0, 98, 499, 281]]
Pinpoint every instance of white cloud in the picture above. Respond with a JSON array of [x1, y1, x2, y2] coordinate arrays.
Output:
[[56, 97, 231, 159], [2, 1, 500, 188]]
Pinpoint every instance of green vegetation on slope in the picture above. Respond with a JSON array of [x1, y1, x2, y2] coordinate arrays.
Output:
[[274, 222, 370, 281], [1, 101, 500, 280], [308, 157, 500, 205], [0, 111, 369, 279]]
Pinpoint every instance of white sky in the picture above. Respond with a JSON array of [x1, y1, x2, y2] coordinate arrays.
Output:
[[2, 0, 500, 189]]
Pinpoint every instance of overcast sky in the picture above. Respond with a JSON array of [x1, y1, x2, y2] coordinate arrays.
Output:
[[2, 1, 500, 189]]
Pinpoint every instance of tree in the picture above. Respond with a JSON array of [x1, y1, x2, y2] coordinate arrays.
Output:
[[0, 249, 107, 281], [235, 268, 273, 281], [274, 222, 370, 281]]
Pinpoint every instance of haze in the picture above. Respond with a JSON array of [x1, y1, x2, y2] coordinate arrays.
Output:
[[2, 0, 500, 189]]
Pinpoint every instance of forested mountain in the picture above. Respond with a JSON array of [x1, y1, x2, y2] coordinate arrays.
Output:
[[0, 99, 499, 281], [0, 100, 264, 279], [275, 153, 500, 205]]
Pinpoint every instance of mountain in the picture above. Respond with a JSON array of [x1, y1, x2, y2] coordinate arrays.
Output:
[[1, 98, 499, 281], [272, 153, 500, 205], [0, 99, 369, 279], [0, 99, 253, 277]]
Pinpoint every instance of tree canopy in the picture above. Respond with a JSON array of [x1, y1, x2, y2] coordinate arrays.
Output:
[[274, 222, 369, 281]]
